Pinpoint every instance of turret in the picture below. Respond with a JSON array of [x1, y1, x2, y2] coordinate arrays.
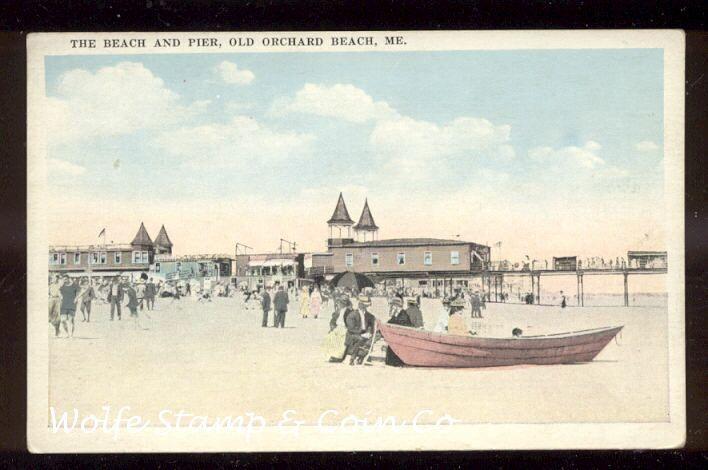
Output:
[[353, 198, 379, 242], [327, 192, 354, 248]]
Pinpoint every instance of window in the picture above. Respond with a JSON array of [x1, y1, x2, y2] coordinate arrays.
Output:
[[450, 251, 460, 265], [50, 253, 60, 265], [423, 251, 433, 266], [91, 252, 99, 265], [132, 251, 149, 264], [371, 253, 379, 266], [155, 262, 161, 273], [100, 252, 107, 264], [396, 253, 406, 265], [114, 252, 122, 264], [59, 253, 66, 265], [345, 253, 354, 267], [74, 252, 81, 264]]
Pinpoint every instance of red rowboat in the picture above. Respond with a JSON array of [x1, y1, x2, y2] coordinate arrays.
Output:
[[377, 320, 623, 368]]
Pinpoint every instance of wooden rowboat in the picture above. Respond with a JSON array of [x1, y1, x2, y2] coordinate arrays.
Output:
[[377, 320, 623, 368]]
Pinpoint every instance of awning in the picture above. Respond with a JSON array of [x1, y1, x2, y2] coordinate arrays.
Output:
[[262, 259, 296, 267]]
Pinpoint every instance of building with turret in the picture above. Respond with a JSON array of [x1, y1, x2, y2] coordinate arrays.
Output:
[[48, 222, 173, 280], [310, 193, 491, 285]]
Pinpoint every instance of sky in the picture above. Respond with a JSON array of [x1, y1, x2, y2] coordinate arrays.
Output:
[[43, 49, 666, 261]]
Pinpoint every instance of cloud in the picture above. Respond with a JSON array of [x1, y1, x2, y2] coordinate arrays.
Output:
[[46, 62, 203, 145], [635, 140, 659, 152], [47, 158, 86, 176], [152, 116, 315, 168], [529, 141, 605, 169], [215, 61, 255, 85], [370, 116, 515, 176], [224, 101, 254, 114], [271, 83, 399, 123]]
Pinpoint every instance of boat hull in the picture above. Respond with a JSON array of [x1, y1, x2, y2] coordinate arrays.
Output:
[[377, 320, 623, 368]]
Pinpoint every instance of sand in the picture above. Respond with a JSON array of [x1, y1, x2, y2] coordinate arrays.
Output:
[[48, 295, 670, 426]]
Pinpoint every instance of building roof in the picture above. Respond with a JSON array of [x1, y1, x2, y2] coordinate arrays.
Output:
[[354, 198, 379, 231], [131, 222, 153, 246], [154, 225, 173, 247], [342, 238, 481, 248], [327, 192, 354, 225]]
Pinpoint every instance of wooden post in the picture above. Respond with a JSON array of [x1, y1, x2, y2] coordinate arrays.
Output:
[[623, 272, 629, 307], [536, 274, 541, 305], [531, 273, 535, 304], [580, 273, 584, 307], [576, 273, 581, 306]]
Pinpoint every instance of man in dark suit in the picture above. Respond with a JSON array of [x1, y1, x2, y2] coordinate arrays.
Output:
[[344, 295, 376, 365], [261, 286, 272, 327], [107, 276, 124, 320], [273, 285, 289, 328]]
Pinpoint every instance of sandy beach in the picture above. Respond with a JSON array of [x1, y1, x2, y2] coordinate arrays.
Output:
[[48, 295, 670, 426]]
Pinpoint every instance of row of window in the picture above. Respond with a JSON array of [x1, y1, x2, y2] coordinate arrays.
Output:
[[49, 251, 150, 266], [345, 250, 461, 267]]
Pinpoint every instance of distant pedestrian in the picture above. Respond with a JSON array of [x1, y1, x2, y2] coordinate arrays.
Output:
[[59, 276, 78, 337], [560, 291, 567, 309], [273, 285, 289, 328], [108, 277, 123, 320], [124, 282, 141, 329], [299, 286, 310, 318], [310, 287, 322, 319], [145, 278, 156, 310], [48, 275, 62, 336], [261, 287, 272, 327], [78, 278, 95, 322]]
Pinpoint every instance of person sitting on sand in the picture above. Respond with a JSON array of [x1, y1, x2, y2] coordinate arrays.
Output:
[[344, 295, 376, 365], [446, 299, 469, 336], [405, 298, 424, 329], [385, 297, 413, 367]]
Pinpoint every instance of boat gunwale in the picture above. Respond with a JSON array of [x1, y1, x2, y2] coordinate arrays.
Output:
[[377, 321, 623, 351]]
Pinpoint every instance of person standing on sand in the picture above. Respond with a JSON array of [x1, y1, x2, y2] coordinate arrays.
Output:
[[108, 277, 123, 320], [273, 285, 289, 328], [78, 278, 95, 322], [310, 286, 322, 319], [299, 286, 310, 318], [48, 275, 62, 336], [136, 279, 146, 311], [145, 278, 156, 310], [261, 286, 272, 327], [124, 282, 141, 329], [560, 291, 567, 309], [59, 276, 79, 337]]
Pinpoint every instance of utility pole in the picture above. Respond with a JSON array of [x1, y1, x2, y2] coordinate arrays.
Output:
[[235, 242, 252, 257], [280, 238, 296, 254]]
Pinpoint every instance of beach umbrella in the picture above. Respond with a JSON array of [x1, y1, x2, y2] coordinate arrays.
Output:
[[330, 272, 375, 290]]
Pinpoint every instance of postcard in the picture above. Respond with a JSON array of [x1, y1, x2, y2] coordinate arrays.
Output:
[[27, 30, 685, 451]]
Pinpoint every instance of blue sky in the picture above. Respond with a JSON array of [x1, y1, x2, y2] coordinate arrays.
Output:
[[43, 49, 666, 257]]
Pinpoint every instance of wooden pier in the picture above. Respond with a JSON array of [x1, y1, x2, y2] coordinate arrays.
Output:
[[478, 267, 667, 307]]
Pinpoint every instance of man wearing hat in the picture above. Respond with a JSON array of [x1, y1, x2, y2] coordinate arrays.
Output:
[[405, 298, 424, 329], [384, 297, 414, 366], [344, 295, 376, 365]]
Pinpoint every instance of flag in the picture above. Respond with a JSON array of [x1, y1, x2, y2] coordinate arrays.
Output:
[[98, 228, 106, 238]]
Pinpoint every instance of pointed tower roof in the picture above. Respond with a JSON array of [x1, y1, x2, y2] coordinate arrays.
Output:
[[354, 198, 379, 231], [131, 222, 153, 246], [327, 192, 354, 225], [154, 225, 173, 248]]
